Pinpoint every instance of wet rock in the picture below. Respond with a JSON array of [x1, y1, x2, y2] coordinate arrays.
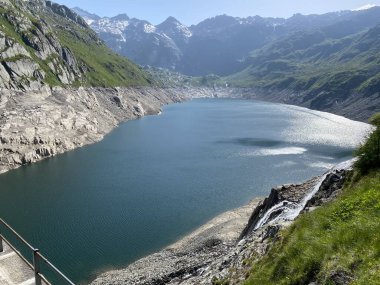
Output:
[[239, 180, 315, 238], [261, 225, 281, 242], [305, 170, 347, 209], [112, 96, 123, 108]]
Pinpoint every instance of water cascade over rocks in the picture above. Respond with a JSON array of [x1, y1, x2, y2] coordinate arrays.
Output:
[[241, 159, 354, 237]]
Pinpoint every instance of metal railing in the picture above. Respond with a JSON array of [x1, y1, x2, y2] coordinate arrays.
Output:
[[0, 218, 75, 285]]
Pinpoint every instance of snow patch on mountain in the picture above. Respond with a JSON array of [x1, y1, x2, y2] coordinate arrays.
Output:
[[352, 4, 379, 11], [91, 18, 130, 35], [144, 23, 156, 33]]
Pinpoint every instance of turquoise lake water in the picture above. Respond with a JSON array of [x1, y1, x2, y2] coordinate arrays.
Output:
[[0, 99, 370, 283]]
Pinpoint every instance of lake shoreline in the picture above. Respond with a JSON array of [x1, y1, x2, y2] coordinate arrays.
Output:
[[90, 164, 351, 285], [0, 86, 217, 174], [89, 197, 264, 285]]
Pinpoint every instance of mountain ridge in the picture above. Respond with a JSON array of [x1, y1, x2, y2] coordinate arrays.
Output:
[[73, 6, 380, 77]]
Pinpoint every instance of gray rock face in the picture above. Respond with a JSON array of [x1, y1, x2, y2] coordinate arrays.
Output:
[[0, 36, 30, 59], [5, 59, 40, 78], [0, 0, 96, 90], [46, 1, 88, 28]]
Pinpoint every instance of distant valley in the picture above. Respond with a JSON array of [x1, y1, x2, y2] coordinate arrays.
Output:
[[73, 6, 380, 120]]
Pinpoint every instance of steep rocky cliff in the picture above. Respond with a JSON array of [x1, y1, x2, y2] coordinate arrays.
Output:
[[0, 0, 150, 91]]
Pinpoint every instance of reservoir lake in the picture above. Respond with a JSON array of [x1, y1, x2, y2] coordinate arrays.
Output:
[[0, 99, 370, 283]]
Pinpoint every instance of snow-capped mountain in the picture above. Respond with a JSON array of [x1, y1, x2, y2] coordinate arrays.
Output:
[[72, 7, 380, 76], [72, 8, 190, 70]]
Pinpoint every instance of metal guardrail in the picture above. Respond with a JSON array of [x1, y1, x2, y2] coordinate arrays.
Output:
[[0, 218, 75, 285]]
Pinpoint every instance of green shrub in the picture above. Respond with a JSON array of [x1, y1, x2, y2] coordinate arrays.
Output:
[[211, 276, 230, 285], [355, 113, 380, 174]]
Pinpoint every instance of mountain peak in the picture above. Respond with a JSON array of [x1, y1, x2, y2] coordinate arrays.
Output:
[[164, 16, 180, 23], [158, 16, 183, 28], [111, 13, 130, 21], [71, 7, 100, 21], [156, 16, 191, 39]]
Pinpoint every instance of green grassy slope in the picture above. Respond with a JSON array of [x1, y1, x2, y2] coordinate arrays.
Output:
[[245, 172, 380, 285], [225, 24, 380, 100], [56, 28, 151, 87]]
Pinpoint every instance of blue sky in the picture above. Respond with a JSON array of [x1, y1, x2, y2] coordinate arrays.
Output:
[[55, 0, 380, 25]]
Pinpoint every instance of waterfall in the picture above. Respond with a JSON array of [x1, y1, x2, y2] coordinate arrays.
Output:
[[254, 159, 355, 230]]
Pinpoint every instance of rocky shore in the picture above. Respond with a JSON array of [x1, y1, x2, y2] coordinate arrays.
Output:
[[0, 86, 217, 174], [90, 163, 351, 285]]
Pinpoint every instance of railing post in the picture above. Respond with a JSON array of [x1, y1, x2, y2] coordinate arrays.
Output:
[[33, 249, 42, 285]]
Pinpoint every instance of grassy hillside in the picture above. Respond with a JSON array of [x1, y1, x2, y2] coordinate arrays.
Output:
[[55, 27, 151, 87], [219, 21, 380, 120], [245, 172, 380, 285], [226, 25, 380, 95], [245, 114, 380, 285]]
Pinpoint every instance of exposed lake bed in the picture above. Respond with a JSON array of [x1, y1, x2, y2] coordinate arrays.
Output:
[[0, 98, 371, 283]]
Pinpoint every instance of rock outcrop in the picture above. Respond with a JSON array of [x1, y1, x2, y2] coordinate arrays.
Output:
[[0, 0, 84, 90]]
